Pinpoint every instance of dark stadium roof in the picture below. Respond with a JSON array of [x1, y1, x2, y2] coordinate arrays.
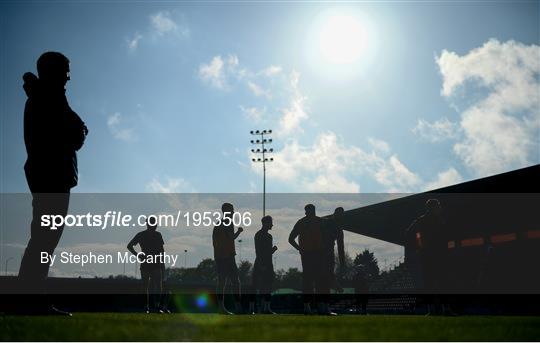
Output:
[[341, 164, 540, 245]]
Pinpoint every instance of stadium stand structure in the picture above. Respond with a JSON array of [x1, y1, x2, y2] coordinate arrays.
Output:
[[339, 164, 540, 294]]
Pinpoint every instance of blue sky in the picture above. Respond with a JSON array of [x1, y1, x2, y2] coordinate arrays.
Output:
[[1, 2, 539, 194], [0, 1, 539, 276]]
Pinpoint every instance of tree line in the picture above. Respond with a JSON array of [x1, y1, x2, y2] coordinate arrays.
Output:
[[163, 249, 382, 291]]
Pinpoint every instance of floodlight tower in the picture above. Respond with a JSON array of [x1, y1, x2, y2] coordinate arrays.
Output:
[[250, 129, 274, 216]]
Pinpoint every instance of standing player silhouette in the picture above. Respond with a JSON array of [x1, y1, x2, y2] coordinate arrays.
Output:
[[213, 203, 243, 314], [319, 207, 346, 315], [249, 215, 278, 314], [19, 52, 88, 315], [289, 204, 324, 315], [127, 218, 166, 313], [405, 199, 450, 315]]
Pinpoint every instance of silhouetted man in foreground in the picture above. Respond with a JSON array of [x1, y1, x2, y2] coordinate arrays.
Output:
[[319, 207, 346, 315], [18, 52, 87, 314], [213, 202, 243, 314], [289, 204, 324, 315], [127, 218, 166, 313], [405, 198, 452, 315], [249, 215, 278, 314]]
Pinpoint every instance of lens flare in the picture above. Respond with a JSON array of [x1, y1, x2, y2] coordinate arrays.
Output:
[[195, 293, 209, 308]]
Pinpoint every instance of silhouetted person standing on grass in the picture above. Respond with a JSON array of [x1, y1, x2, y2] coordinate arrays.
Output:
[[249, 215, 278, 314], [289, 204, 324, 315], [213, 202, 243, 314], [405, 198, 451, 315], [319, 207, 346, 315], [127, 218, 165, 313], [18, 52, 87, 315]]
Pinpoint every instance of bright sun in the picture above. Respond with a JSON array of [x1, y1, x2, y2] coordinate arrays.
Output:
[[319, 14, 368, 64]]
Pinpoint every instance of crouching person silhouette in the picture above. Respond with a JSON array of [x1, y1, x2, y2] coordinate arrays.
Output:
[[18, 52, 88, 315], [128, 218, 166, 313]]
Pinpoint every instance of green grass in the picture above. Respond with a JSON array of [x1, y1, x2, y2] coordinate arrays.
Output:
[[1, 313, 540, 341]]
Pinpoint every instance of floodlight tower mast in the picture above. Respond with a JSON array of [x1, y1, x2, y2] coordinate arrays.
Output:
[[250, 130, 273, 216]]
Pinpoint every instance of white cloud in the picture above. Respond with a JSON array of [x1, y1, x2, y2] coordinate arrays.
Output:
[[127, 32, 143, 51], [423, 167, 463, 190], [247, 81, 271, 98], [198, 56, 307, 136], [373, 155, 422, 192], [126, 11, 188, 51], [147, 177, 195, 193], [304, 174, 361, 193], [412, 117, 460, 142], [107, 112, 135, 142], [262, 65, 282, 77], [150, 11, 178, 36], [436, 39, 540, 176], [198, 54, 281, 93], [240, 105, 265, 122], [368, 137, 390, 154], [227, 54, 239, 68], [198, 56, 304, 136], [199, 56, 226, 89], [255, 131, 469, 193], [252, 132, 423, 193], [198, 54, 240, 89], [278, 71, 308, 136], [256, 132, 364, 192], [107, 112, 120, 127]]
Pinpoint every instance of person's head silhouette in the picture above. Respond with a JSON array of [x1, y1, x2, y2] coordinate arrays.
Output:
[[221, 202, 234, 220], [304, 204, 316, 217], [261, 215, 273, 230], [333, 207, 344, 222], [146, 216, 158, 231], [37, 51, 70, 89]]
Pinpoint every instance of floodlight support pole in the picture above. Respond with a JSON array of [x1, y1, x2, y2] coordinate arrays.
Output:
[[250, 130, 273, 217], [262, 137, 266, 216]]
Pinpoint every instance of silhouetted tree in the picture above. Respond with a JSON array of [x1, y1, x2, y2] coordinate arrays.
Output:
[[336, 250, 354, 279], [237, 260, 252, 286], [195, 258, 217, 283], [274, 268, 285, 287], [280, 267, 302, 290], [353, 249, 380, 279], [166, 258, 217, 284]]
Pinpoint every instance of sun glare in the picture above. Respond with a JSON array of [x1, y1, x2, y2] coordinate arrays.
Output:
[[319, 15, 368, 64]]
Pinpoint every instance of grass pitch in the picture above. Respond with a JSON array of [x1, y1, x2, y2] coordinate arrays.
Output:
[[1, 313, 540, 341]]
